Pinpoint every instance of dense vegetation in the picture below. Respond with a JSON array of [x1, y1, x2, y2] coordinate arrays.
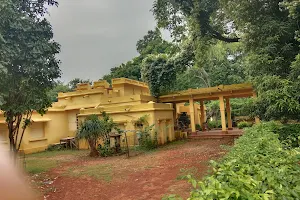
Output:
[[102, 0, 300, 122], [165, 123, 300, 199]]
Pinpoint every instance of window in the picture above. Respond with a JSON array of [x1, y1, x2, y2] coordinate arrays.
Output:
[[0, 126, 8, 142], [30, 123, 44, 139]]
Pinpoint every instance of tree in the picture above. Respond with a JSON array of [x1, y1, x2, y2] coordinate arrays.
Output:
[[47, 81, 72, 102], [102, 28, 178, 83], [76, 113, 115, 157], [152, 0, 240, 42], [76, 115, 101, 157], [141, 54, 176, 98], [0, 0, 60, 154], [68, 78, 91, 90], [154, 0, 300, 121]]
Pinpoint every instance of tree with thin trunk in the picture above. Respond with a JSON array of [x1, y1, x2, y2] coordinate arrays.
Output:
[[0, 0, 60, 156], [76, 114, 115, 157]]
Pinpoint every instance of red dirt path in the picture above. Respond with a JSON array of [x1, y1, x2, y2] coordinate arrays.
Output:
[[34, 139, 233, 200]]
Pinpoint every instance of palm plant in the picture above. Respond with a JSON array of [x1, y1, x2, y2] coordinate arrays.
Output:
[[77, 113, 116, 157], [77, 115, 102, 157]]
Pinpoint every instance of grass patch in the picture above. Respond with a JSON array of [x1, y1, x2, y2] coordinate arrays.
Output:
[[65, 164, 113, 182], [25, 159, 59, 174], [26, 150, 89, 158]]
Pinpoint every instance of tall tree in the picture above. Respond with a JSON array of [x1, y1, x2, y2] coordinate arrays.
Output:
[[0, 0, 60, 154], [141, 54, 176, 98], [47, 81, 72, 102], [68, 78, 91, 90], [154, 0, 300, 121], [102, 28, 177, 83]]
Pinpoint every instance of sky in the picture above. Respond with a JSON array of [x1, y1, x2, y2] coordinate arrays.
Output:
[[48, 0, 157, 82]]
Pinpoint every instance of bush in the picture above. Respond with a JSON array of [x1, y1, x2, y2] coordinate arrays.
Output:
[[137, 125, 158, 150], [207, 120, 221, 129], [182, 123, 300, 199], [97, 142, 113, 157], [195, 124, 202, 131], [237, 121, 253, 129], [269, 123, 300, 148]]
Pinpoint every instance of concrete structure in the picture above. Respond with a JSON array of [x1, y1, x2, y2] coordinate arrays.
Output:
[[159, 83, 258, 133], [0, 78, 257, 154]]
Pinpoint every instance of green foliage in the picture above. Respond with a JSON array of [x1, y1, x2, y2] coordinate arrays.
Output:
[[207, 120, 221, 129], [47, 81, 72, 102], [77, 113, 116, 157], [176, 112, 190, 130], [141, 54, 176, 97], [103, 28, 177, 83], [0, 0, 60, 153], [97, 142, 113, 157], [68, 78, 91, 90], [268, 123, 300, 148], [137, 125, 158, 151], [195, 124, 202, 131], [237, 121, 253, 129], [184, 123, 300, 199]]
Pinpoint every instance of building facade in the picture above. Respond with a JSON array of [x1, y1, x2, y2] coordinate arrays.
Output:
[[0, 78, 176, 154]]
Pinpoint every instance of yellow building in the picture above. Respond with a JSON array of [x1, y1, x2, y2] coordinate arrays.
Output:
[[0, 78, 175, 154]]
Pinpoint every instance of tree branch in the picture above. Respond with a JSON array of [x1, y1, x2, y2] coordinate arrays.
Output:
[[210, 29, 240, 43]]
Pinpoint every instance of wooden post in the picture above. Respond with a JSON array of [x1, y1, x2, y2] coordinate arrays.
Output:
[[252, 92, 260, 124], [124, 131, 129, 158], [200, 100, 205, 131], [219, 96, 227, 133], [189, 98, 196, 132], [225, 98, 233, 130]]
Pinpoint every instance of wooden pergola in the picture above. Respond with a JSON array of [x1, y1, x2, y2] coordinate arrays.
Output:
[[159, 83, 259, 133]]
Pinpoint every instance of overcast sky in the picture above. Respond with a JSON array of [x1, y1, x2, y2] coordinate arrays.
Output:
[[48, 0, 157, 82]]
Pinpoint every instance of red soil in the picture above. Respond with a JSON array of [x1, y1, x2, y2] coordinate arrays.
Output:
[[32, 139, 233, 200]]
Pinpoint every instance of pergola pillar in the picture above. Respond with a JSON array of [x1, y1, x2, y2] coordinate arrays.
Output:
[[200, 100, 205, 131], [189, 98, 196, 132], [252, 92, 260, 124], [225, 98, 233, 130], [219, 96, 227, 133]]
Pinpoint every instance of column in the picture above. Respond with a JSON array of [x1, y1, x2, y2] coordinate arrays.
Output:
[[219, 96, 227, 133], [252, 92, 260, 124], [200, 100, 205, 131], [189, 98, 196, 132], [225, 98, 233, 130]]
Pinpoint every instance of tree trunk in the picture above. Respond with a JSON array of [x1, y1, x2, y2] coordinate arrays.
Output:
[[88, 139, 99, 157]]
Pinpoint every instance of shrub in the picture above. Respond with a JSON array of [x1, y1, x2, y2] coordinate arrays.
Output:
[[237, 121, 253, 129], [207, 120, 221, 129], [184, 123, 300, 199], [97, 142, 113, 157], [195, 124, 202, 131], [137, 124, 158, 150], [269, 123, 300, 148]]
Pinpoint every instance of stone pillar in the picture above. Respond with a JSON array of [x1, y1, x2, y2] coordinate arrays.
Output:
[[219, 96, 227, 133], [252, 92, 260, 124], [200, 100, 205, 131], [225, 98, 233, 130], [189, 98, 196, 132]]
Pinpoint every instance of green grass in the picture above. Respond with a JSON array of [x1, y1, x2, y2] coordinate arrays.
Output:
[[65, 164, 113, 182], [25, 150, 89, 174], [26, 150, 89, 158], [25, 159, 59, 174]]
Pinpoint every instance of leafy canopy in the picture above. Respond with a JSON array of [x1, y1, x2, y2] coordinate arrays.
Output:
[[0, 0, 60, 152]]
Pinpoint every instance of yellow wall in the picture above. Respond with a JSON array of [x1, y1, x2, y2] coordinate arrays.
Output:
[[0, 78, 175, 154]]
